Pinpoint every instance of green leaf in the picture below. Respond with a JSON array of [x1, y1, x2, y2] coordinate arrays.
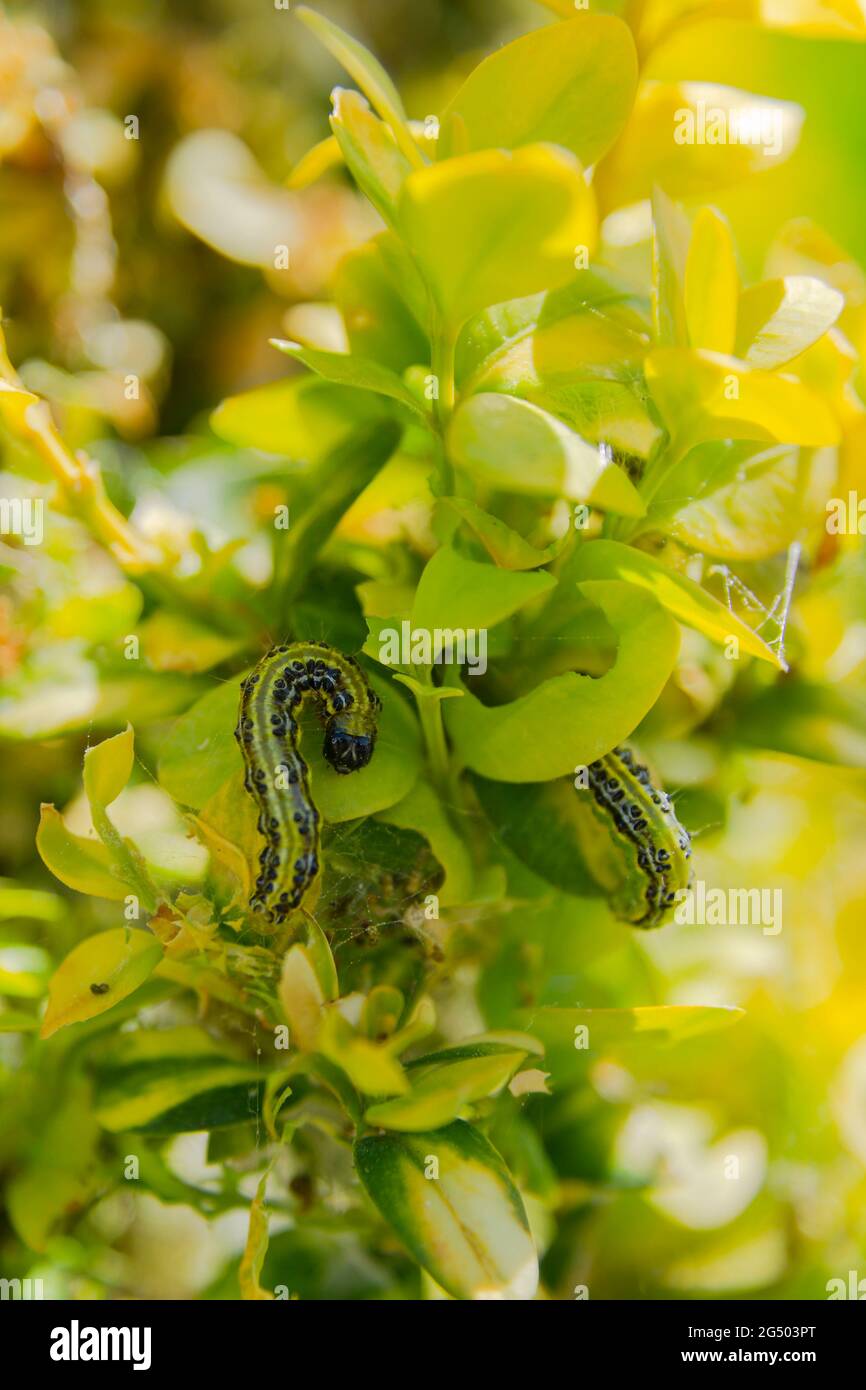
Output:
[[92, 1028, 263, 1134], [445, 579, 680, 780], [569, 539, 785, 666], [364, 1050, 527, 1132], [354, 1120, 538, 1300], [334, 238, 428, 372], [440, 498, 567, 571], [645, 348, 840, 451], [210, 375, 387, 458], [295, 6, 421, 168], [735, 276, 844, 369], [456, 268, 651, 393], [159, 667, 420, 819], [40, 928, 163, 1040], [36, 804, 129, 901], [411, 545, 556, 638], [665, 444, 834, 560], [270, 338, 427, 418], [330, 87, 411, 226], [437, 15, 638, 168], [472, 774, 606, 899], [448, 394, 645, 515], [304, 915, 339, 1004], [398, 146, 595, 331], [82, 727, 159, 912]]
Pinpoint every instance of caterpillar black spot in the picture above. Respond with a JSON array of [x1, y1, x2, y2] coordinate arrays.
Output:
[[235, 642, 381, 925], [585, 745, 692, 929]]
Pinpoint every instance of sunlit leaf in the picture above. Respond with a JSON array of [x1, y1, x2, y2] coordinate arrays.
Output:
[[330, 87, 410, 226], [735, 276, 844, 369], [411, 545, 556, 638], [270, 337, 426, 418], [399, 146, 596, 331], [645, 347, 840, 450], [448, 395, 645, 515], [570, 539, 784, 664], [437, 15, 638, 168], [684, 207, 738, 354]]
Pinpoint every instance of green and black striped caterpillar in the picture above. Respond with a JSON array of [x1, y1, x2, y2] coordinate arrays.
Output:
[[585, 745, 692, 928], [235, 642, 381, 925]]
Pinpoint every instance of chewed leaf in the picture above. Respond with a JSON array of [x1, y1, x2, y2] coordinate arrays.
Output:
[[40, 928, 163, 1039], [448, 394, 645, 515], [445, 579, 680, 780], [378, 779, 473, 906], [354, 1120, 538, 1300], [399, 146, 595, 331], [570, 540, 784, 665], [735, 276, 844, 369], [437, 14, 638, 168]]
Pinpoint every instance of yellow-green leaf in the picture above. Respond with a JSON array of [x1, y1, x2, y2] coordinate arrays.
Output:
[[365, 1050, 527, 1132], [448, 394, 645, 515], [570, 539, 785, 666], [40, 928, 163, 1040], [735, 276, 844, 369], [279, 944, 324, 1051], [354, 1120, 538, 1300], [295, 6, 421, 168], [239, 1173, 274, 1301], [36, 804, 129, 901], [330, 86, 410, 225], [685, 207, 738, 354], [645, 347, 840, 451], [437, 15, 638, 168], [399, 146, 595, 331]]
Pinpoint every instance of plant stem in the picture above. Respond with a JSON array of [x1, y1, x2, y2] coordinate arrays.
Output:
[[416, 691, 451, 799]]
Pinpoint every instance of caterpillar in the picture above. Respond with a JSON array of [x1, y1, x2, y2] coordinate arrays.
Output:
[[585, 745, 692, 928], [235, 642, 381, 925]]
